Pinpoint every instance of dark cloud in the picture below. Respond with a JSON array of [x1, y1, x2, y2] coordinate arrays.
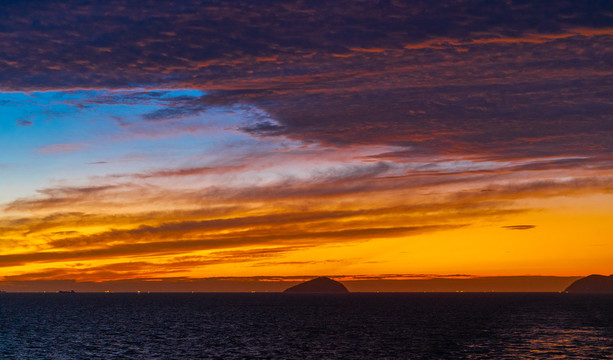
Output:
[[2, 1, 611, 87], [1, 1, 612, 160], [141, 106, 204, 121], [502, 225, 536, 230], [0, 275, 582, 292], [239, 120, 286, 136]]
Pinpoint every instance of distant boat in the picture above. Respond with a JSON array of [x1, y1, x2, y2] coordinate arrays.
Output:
[[57, 290, 76, 294]]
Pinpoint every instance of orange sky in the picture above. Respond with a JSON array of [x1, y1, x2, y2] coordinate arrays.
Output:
[[1, 1, 613, 291]]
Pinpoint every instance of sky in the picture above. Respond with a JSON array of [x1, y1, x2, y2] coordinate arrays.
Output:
[[1, 0, 612, 291]]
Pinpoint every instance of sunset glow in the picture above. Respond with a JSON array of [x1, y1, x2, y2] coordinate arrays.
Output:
[[1, 1, 612, 291]]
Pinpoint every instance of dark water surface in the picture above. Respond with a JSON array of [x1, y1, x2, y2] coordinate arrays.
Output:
[[1, 293, 613, 359]]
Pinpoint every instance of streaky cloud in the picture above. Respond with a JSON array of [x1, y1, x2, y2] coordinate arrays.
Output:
[[502, 225, 536, 230]]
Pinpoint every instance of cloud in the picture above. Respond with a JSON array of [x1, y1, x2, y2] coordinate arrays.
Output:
[[502, 225, 536, 230], [10, 168, 608, 269], [0, 224, 465, 267], [133, 165, 246, 179], [0, 246, 306, 281], [239, 120, 286, 136], [37, 143, 86, 154], [0, 274, 582, 292], [0, 1, 610, 163], [5, 184, 123, 212], [16, 119, 33, 127]]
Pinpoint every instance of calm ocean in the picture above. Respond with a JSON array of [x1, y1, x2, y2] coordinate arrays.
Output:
[[1, 293, 612, 359]]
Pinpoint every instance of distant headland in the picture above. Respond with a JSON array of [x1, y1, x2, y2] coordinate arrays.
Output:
[[564, 275, 613, 293], [283, 277, 349, 294]]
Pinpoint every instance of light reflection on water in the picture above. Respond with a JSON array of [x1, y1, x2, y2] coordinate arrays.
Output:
[[1, 293, 612, 359]]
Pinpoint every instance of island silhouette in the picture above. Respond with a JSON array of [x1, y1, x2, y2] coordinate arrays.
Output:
[[564, 274, 613, 293], [283, 277, 349, 293]]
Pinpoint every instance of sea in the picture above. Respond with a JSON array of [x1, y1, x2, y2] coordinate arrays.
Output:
[[1, 293, 612, 359]]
